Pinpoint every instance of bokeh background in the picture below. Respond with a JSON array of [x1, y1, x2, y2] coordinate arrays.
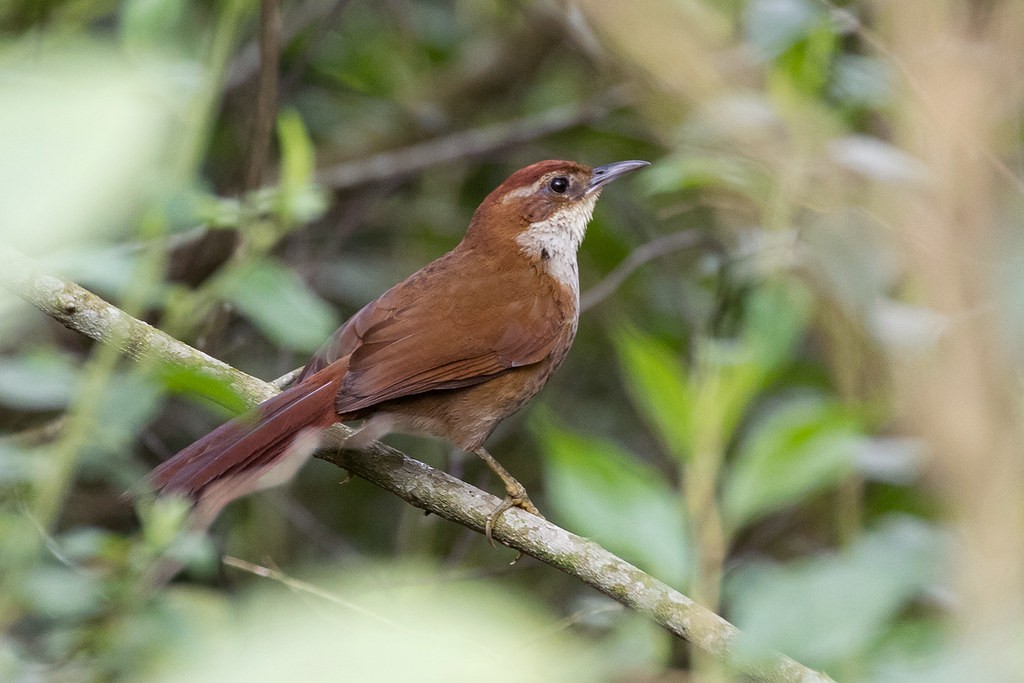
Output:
[[2, 0, 1024, 680]]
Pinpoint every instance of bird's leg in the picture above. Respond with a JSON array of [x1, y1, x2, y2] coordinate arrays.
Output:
[[472, 447, 543, 544]]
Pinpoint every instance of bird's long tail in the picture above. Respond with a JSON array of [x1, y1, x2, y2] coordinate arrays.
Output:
[[149, 363, 347, 522]]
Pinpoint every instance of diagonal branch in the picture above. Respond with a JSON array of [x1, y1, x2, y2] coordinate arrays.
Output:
[[581, 229, 706, 311], [0, 244, 833, 683], [314, 89, 631, 191]]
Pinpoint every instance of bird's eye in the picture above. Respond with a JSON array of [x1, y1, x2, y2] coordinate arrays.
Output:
[[549, 176, 569, 194]]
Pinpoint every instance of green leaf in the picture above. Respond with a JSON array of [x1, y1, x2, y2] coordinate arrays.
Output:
[[277, 109, 315, 190], [43, 244, 152, 302], [163, 564, 608, 683], [138, 496, 215, 572], [741, 279, 812, 373], [81, 372, 163, 466], [744, 0, 823, 60], [0, 353, 78, 410], [155, 362, 250, 416], [0, 442, 48, 485], [613, 327, 693, 462], [690, 336, 764, 451], [535, 414, 690, 585], [20, 565, 105, 620], [690, 281, 811, 452], [722, 395, 858, 530], [0, 46, 189, 255], [774, 19, 837, 97], [644, 155, 769, 201], [831, 55, 893, 108], [121, 0, 187, 53], [727, 517, 943, 670], [275, 109, 326, 225], [221, 259, 338, 352]]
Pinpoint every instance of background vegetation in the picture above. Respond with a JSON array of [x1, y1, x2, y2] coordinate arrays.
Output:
[[2, 0, 1023, 680]]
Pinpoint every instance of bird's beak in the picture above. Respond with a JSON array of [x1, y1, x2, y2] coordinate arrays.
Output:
[[587, 160, 650, 195]]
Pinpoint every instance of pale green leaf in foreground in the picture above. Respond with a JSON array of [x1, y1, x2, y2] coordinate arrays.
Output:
[[157, 564, 609, 683], [0, 44, 195, 253]]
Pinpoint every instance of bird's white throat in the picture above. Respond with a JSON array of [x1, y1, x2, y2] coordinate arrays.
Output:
[[515, 194, 598, 306]]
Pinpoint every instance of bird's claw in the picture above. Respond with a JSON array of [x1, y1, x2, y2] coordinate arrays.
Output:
[[484, 488, 543, 547]]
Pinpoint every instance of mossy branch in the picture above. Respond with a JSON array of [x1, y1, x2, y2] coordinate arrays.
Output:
[[0, 244, 834, 683]]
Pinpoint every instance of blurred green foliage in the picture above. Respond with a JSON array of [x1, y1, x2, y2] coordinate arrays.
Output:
[[2, 0, 1024, 681]]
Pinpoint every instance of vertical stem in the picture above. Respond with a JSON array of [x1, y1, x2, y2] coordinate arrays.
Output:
[[245, 0, 281, 190], [684, 370, 730, 683]]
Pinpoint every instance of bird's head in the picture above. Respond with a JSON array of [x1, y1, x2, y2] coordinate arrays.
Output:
[[466, 159, 649, 264]]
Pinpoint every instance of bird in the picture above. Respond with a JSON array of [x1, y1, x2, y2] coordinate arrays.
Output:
[[150, 159, 650, 539]]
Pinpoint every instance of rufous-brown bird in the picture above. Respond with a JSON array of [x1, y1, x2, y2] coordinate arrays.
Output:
[[150, 159, 649, 538]]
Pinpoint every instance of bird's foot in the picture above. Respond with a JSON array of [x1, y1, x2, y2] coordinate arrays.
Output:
[[473, 447, 544, 546], [484, 482, 544, 546]]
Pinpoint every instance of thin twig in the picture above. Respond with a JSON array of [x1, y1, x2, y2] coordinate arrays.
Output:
[[222, 555, 404, 629], [580, 230, 705, 311], [315, 89, 631, 191], [0, 245, 834, 683]]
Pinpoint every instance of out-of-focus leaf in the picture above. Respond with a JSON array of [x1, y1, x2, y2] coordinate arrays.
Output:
[[58, 527, 126, 565], [193, 194, 244, 229], [20, 566, 104, 620], [693, 94, 781, 137], [535, 414, 690, 585], [852, 437, 924, 485], [0, 353, 79, 410], [741, 280, 812, 373], [81, 372, 163, 475], [613, 327, 693, 462], [138, 495, 192, 552], [161, 563, 609, 683], [316, 257, 401, 306], [869, 299, 947, 350], [831, 55, 893, 108], [275, 110, 327, 225], [722, 395, 859, 530], [645, 155, 769, 201], [155, 363, 249, 416], [220, 259, 338, 352], [828, 136, 929, 185], [121, 0, 186, 53], [596, 611, 673, 674], [772, 18, 837, 97], [137, 497, 216, 573], [690, 336, 764, 451], [685, 281, 811, 450], [277, 110, 315, 191], [42, 245, 158, 302], [744, 0, 823, 59], [872, 630, 1024, 683], [0, 45, 194, 253], [0, 443, 47, 485], [727, 517, 943, 670]]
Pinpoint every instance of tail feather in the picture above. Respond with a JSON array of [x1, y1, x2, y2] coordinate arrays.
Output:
[[150, 365, 345, 503]]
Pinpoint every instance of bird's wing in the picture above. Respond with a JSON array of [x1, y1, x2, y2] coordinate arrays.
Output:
[[300, 253, 572, 414]]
